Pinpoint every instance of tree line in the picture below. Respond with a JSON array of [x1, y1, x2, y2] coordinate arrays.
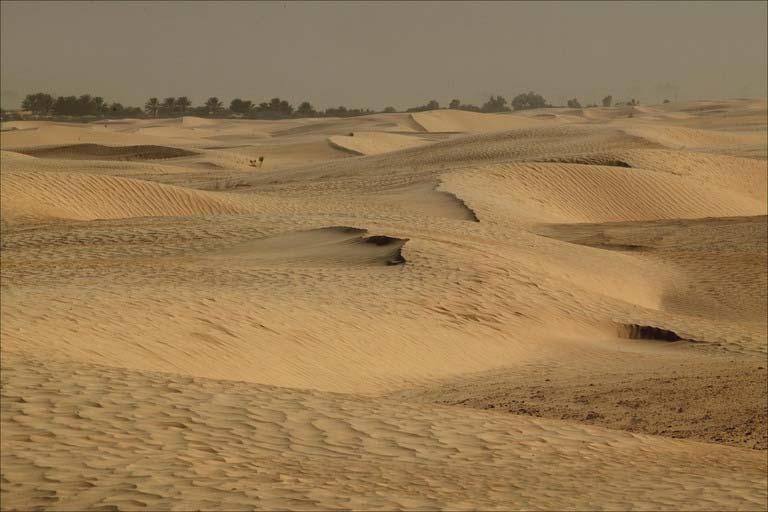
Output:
[[14, 91, 645, 120], [20, 92, 144, 117], [407, 93, 548, 113]]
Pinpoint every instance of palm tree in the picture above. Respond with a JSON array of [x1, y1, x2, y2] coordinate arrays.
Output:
[[161, 97, 176, 115], [176, 96, 191, 115], [144, 97, 160, 118], [205, 97, 223, 116]]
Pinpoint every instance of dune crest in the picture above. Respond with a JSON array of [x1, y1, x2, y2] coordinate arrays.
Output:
[[1, 171, 249, 223]]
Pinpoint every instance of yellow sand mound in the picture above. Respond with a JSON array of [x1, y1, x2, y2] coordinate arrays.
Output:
[[623, 125, 765, 151], [441, 162, 766, 225], [411, 109, 550, 133], [328, 132, 430, 155], [207, 226, 407, 266], [1, 171, 248, 223]]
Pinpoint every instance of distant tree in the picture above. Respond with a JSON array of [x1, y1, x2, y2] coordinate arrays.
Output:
[[161, 97, 177, 115], [229, 98, 253, 114], [663, 99, 671, 104], [602, 95, 613, 107], [406, 99, 440, 112], [628, 98, 639, 106], [271, 97, 293, 116], [322, 105, 370, 118], [481, 95, 511, 113], [449, 99, 461, 109], [49, 94, 105, 116], [145, 97, 160, 117], [325, 105, 348, 117], [382, 106, 396, 113], [109, 102, 124, 114], [205, 97, 224, 115], [78, 94, 93, 113], [21, 92, 54, 115], [252, 97, 294, 118], [92, 96, 106, 114], [124, 106, 144, 117], [296, 101, 316, 117], [176, 96, 191, 114], [566, 98, 582, 108], [511, 91, 546, 111], [52, 96, 77, 116]]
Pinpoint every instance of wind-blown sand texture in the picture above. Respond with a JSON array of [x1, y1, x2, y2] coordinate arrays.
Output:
[[1, 100, 767, 511]]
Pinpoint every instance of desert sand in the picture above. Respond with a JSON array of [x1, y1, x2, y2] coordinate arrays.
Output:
[[1, 100, 767, 510]]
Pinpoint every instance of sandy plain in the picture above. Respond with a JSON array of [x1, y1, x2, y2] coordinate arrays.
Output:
[[1, 99, 766, 510]]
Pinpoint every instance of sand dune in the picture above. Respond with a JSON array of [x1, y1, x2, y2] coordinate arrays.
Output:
[[1, 171, 248, 223], [0, 121, 205, 147], [17, 143, 197, 160], [411, 109, 552, 133], [328, 132, 431, 155], [1, 98, 766, 510], [206, 226, 408, 266], [441, 161, 765, 224], [623, 124, 766, 153]]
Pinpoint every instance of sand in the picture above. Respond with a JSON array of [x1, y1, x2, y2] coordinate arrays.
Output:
[[1, 101, 766, 510]]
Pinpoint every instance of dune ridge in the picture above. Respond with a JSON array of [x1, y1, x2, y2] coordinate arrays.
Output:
[[16, 143, 198, 160], [1, 171, 249, 223]]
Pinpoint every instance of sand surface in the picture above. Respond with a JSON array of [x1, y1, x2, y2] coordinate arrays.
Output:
[[1, 101, 767, 510]]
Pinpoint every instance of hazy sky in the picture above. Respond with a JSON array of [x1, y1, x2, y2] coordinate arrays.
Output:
[[1, 1, 766, 109]]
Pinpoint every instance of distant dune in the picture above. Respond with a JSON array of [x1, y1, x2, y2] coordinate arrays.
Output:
[[411, 108, 552, 132], [17, 143, 197, 160], [328, 131, 430, 155]]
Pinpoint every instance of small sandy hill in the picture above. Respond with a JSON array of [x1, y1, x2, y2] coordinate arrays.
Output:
[[269, 114, 420, 138], [0, 148, 234, 190], [0, 149, 37, 161], [328, 132, 430, 155], [17, 143, 197, 161], [1, 171, 248, 224], [537, 215, 767, 325], [0, 121, 203, 147], [570, 106, 630, 120], [206, 226, 407, 266], [136, 117, 276, 142], [181, 116, 220, 127], [411, 109, 551, 133], [674, 98, 763, 114], [1, 120, 52, 130], [532, 149, 767, 204], [622, 124, 766, 151], [441, 162, 766, 225]]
